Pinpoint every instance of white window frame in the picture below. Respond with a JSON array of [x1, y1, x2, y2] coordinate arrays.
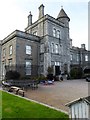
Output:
[[55, 44, 59, 54], [70, 54, 73, 61], [9, 45, 13, 55], [57, 30, 60, 38], [25, 60, 31, 75], [77, 54, 79, 62], [53, 28, 56, 37], [55, 62, 60, 66], [85, 55, 88, 61], [51, 43, 54, 53], [26, 45, 31, 55]]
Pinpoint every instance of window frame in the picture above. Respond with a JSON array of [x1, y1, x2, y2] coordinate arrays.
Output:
[[76, 54, 79, 62], [9, 45, 13, 55], [57, 30, 60, 39], [8, 59, 12, 66], [85, 55, 88, 61], [70, 54, 73, 61], [51, 43, 54, 53], [3, 48, 6, 57], [53, 28, 56, 37], [25, 60, 31, 75], [26, 45, 32, 55], [55, 44, 59, 54]]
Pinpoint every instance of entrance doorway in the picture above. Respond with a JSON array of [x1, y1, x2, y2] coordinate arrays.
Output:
[[55, 66, 61, 76]]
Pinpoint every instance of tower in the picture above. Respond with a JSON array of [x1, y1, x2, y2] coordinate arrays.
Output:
[[57, 7, 70, 28], [57, 7, 70, 73]]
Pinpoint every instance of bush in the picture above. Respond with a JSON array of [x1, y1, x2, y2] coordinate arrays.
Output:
[[37, 75, 47, 81], [47, 66, 53, 74], [5, 70, 20, 80], [70, 67, 83, 79], [47, 74, 54, 80]]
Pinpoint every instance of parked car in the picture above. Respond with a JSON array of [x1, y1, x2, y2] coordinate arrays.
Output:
[[86, 76, 90, 82], [84, 68, 90, 82]]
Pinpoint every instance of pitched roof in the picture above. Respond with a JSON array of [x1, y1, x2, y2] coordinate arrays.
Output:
[[57, 8, 70, 21], [85, 96, 90, 104], [65, 96, 90, 107]]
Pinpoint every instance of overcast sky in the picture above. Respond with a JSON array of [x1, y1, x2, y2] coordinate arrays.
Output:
[[0, 0, 88, 49]]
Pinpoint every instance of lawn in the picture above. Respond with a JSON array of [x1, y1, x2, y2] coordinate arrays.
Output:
[[1, 90, 69, 119]]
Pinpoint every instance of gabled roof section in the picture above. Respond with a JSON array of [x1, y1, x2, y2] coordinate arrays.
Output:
[[85, 96, 90, 104], [57, 8, 70, 21], [65, 96, 90, 107]]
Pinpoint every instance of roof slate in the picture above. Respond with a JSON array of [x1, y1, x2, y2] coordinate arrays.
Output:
[[57, 8, 70, 21], [66, 96, 90, 107]]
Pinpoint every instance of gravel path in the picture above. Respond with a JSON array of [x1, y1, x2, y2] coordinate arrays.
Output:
[[25, 79, 89, 112]]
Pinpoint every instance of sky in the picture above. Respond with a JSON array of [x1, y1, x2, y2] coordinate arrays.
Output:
[[0, 0, 88, 49]]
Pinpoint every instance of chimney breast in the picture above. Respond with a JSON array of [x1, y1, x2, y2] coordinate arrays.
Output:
[[38, 4, 44, 19]]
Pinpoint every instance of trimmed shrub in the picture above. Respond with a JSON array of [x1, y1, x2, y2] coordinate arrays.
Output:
[[70, 67, 83, 79], [47, 74, 54, 80], [5, 70, 20, 80]]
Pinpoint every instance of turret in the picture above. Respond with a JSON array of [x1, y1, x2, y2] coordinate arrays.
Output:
[[57, 7, 70, 27]]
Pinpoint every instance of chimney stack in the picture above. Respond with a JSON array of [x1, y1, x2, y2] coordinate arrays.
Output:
[[38, 4, 44, 19], [81, 44, 86, 49], [28, 11, 32, 26]]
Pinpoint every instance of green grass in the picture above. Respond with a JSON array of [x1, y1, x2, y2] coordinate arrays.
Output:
[[1, 90, 69, 119]]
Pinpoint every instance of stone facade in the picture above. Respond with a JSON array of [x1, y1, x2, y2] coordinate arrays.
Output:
[[0, 41, 2, 80], [0, 4, 90, 79], [1, 30, 40, 78], [25, 4, 71, 75], [70, 44, 90, 70]]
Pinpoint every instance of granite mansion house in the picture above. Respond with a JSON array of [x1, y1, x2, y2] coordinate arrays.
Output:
[[0, 4, 90, 79]]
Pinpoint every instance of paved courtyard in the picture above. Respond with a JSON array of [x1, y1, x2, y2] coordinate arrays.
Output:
[[25, 79, 89, 112]]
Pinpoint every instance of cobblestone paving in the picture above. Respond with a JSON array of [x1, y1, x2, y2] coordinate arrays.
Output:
[[25, 79, 88, 112]]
